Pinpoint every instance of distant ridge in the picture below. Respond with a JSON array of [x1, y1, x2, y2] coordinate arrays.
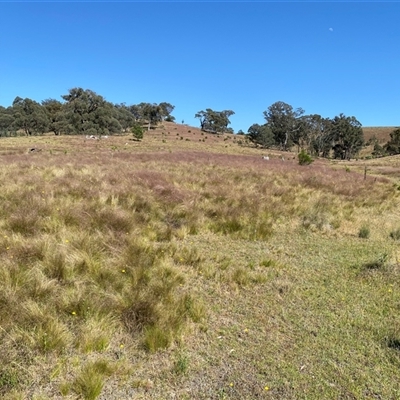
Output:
[[362, 126, 398, 143]]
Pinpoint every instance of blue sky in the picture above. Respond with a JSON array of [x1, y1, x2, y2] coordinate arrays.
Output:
[[0, 2, 399, 132]]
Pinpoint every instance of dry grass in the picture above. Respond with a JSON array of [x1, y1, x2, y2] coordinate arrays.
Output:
[[1, 127, 400, 399], [363, 126, 398, 144]]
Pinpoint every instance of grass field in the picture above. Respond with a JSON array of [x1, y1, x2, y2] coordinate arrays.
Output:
[[362, 126, 398, 144], [1, 125, 400, 399]]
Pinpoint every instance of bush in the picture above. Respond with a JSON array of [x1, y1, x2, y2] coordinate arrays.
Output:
[[298, 150, 313, 165], [131, 122, 144, 141]]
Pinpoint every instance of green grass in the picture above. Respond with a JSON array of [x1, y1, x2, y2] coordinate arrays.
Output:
[[0, 132, 400, 398]]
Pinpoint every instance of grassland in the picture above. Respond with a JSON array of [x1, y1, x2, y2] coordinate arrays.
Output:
[[362, 126, 398, 144], [1, 125, 400, 399]]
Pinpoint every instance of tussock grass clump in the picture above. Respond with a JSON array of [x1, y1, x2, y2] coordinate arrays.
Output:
[[75, 315, 116, 353], [390, 228, 400, 240], [121, 256, 204, 350], [359, 253, 388, 271], [358, 225, 371, 239], [0, 368, 23, 396], [386, 336, 400, 351], [72, 360, 114, 400], [173, 350, 190, 375], [143, 326, 172, 353], [171, 244, 203, 266]]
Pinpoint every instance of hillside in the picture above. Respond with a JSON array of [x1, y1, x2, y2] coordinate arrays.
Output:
[[362, 126, 397, 144], [0, 129, 400, 399]]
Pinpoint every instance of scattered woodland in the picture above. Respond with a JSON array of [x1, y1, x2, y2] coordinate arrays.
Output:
[[1, 87, 399, 161], [0, 90, 400, 399]]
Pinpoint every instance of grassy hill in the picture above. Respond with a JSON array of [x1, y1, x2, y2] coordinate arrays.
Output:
[[362, 126, 397, 144], [0, 126, 400, 399]]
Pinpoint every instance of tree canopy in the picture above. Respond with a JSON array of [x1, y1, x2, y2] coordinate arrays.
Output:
[[0, 88, 176, 137], [263, 101, 305, 151], [330, 114, 364, 160], [195, 109, 235, 133], [0, 90, 370, 161], [246, 101, 365, 159], [384, 128, 400, 155], [247, 123, 274, 148], [12, 97, 49, 136]]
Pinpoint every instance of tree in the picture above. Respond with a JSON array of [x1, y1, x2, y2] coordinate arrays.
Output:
[[42, 99, 67, 135], [113, 103, 135, 132], [164, 115, 176, 122], [385, 128, 400, 155], [12, 97, 49, 135], [158, 102, 175, 121], [0, 106, 15, 137], [61, 88, 121, 136], [117, 102, 175, 130], [247, 123, 275, 148], [139, 103, 163, 130], [94, 102, 122, 136], [194, 110, 208, 130], [330, 114, 364, 160], [127, 104, 143, 122], [263, 101, 304, 151], [195, 109, 235, 133], [302, 114, 334, 157]]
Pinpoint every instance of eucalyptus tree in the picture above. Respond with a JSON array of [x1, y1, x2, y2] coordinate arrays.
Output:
[[0, 106, 14, 136], [61, 88, 121, 136], [12, 97, 49, 135], [195, 109, 235, 133], [247, 123, 275, 148], [42, 99, 67, 135], [113, 103, 135, 132], [330, 114, 364, 160], [263, 101, 304, 151], [159, 102, 175, 121], [301, 114, 334, 157], [384, 128, 400, 155]]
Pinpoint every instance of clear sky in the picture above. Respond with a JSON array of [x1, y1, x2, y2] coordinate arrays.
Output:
[[0, 2, 399, 132]]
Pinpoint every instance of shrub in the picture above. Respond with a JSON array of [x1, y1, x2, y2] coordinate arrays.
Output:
[[298, 150, 313, 165], [131, 123, 144, 141]]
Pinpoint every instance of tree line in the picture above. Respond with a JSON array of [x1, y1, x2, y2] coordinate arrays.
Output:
[[1, 89, 398, 160], [195, 101, 368, 160], [0, 88, 175, 137], [244, 101, 366, 160]]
